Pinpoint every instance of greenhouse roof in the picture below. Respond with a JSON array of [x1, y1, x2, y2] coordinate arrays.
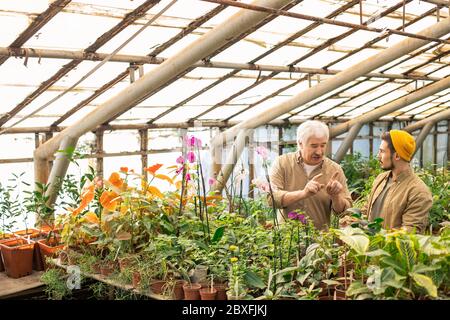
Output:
[[0, 0, 449, 134]]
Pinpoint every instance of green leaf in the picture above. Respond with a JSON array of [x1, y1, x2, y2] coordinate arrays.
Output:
[[411, 263, 440, 274], [381, 267, 405, 289], [339, 234, 370, 255], [395, 238, 416, 272], [346, 282, 370, 297], [380, 256, 406, 275], [410, 273, 437, 298], [366, 249, 390, 257], [244, 270, 266, 289], [211, 226, 225, 243]]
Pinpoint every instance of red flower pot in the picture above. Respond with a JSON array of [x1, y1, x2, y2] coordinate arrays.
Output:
[[213, 284, 228, 300], [0, 235, 16, 272], [0, 238, 35, 278], [37, 238, 65, 270], [182, 283, 202, 300], [150, 280, 166, 295], [172, 280, 186, 300], [200, 287, 217, 300]]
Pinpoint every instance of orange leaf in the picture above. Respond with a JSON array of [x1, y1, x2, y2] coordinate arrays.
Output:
[[147, 186, 164, 199], [72, 184, 95, 216], [100, 191, 119, 211], [83, 211, 99, 224], [175, 180, 183, 190], [120, 167, 128, 173], [206, 195, 223, 201], [145, 163, 163, 175], [166, 165, 178, 169], [155, 174, 173, 185], [108, 172, 123, 188]]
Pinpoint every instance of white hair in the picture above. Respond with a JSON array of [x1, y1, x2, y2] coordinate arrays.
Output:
[[296, 120, 329, 146]]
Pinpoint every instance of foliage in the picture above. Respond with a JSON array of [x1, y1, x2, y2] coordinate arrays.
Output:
[[40, 269, 72, 300], [340, 152, 382, 198]]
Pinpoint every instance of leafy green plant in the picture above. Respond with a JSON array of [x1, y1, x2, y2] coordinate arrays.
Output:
[[40, 269, 72, 300]]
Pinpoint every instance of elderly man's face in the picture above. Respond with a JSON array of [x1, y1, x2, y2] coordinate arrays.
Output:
[[299, 136, 328, 165]]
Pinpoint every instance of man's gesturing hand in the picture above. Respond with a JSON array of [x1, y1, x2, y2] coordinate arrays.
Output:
[[326, 171, 343, 196], [304, 173, 325, 196]]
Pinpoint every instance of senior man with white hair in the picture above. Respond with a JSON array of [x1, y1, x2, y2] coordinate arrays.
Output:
[[269, 120, 352, 230]]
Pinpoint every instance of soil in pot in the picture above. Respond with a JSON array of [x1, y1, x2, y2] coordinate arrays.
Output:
[[0, 238, 35, 278], [200, 287, 217, 300], [183, 283, 202, 300]]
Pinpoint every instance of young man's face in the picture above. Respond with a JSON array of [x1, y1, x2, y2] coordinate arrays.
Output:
[[299, 136, 327, 165], [377, 140, 394, 170]]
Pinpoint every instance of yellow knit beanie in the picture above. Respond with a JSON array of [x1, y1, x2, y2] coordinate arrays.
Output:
[[390, 130, 416, 161]]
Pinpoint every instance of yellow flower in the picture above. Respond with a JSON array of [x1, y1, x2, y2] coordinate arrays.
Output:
[[230, 257, 238, 263], [229, 245, 238, 252]]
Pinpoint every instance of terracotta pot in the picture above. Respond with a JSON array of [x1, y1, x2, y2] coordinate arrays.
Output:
[[200, 287, 217, 300], [15, 232, 47, 271], [118, 257, 133, 272], [0, 235, 15, 272], [100, 261, 116, 277], [214, 284, 228, 301], [37, 238, 65, 270], [92, 261, 102, 274], [0, 238, 35, 278], [13, 228, 41, 238], [150, 280, 167, 294], [334, 286, 347, 300], [338, 262, 355, 277], [172, 280, 186, 300], [132, 271, 141, 288], [183, 283, 202, 300]]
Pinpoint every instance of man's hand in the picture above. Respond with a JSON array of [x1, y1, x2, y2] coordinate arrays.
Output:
[[326, 172, 343, 196], [304, 173, 325, 196]]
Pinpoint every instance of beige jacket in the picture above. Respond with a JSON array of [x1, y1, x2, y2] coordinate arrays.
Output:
[[362, 167, 432, 233], [269, 152, 352, 230]]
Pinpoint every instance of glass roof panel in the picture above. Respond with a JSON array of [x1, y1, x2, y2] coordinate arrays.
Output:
[[24, 12, 121, 50]]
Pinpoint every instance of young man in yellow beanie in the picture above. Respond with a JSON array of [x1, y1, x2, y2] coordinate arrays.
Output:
[[360, 130, 432, 233]]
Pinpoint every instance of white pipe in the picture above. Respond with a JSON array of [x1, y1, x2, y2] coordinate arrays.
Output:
[[45, 136, 79, 207], [330, 76, 450, 138], [404, 108, 450, 132], [334, 123, 363, 162]]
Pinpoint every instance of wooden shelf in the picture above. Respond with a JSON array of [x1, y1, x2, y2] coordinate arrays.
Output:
[[0, 271, 45, 299]]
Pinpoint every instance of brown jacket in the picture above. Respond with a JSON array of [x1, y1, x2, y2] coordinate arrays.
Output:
[[269, 152, 352, 230], [362, 167, 432, 233]]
